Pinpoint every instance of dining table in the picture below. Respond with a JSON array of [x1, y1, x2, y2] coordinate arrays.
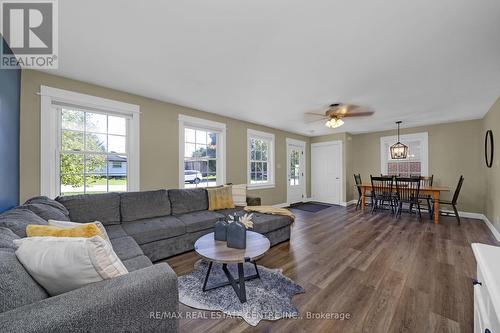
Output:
[[357, 183, 450, 224]]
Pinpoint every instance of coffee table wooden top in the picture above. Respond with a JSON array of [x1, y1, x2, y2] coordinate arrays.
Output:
[[194, 231, 270, 264]]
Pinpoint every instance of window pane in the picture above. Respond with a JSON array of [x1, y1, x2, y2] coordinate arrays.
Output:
[[185, 128, 196, 143], [109, 175, 127, 192], [250, 150, 255, 160], [261, 148, 268, 161], [60, 174, 84, 196], [61, 130, 83, 151], [108, 156, 127, 177], [85, 175, 107, 194], [61, 109, 84, 131], [208, 159, 217, 174], [185, 143, 196, 158], [86, 113, 107, 133], [196, 130, 207, 145], [86, 133, 107, 152], [195, 144, 207, 158], [108, 116, 126, 136], [208, 132, 217, 146], [207, 145, 216, 158], [108, 135, 126, 153], [60, 153, 84, 175], [255, 150, 262, 161], [85, 154, 107, 175], [251, 162, 256, 172]]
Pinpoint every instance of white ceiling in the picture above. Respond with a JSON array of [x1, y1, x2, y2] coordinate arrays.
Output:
[[40, 0, 500, 136]]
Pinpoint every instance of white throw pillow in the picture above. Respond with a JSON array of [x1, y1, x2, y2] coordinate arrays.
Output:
[[232, 184, 247, 206], [14, 236, 128, 296], [48, 219, 110, 242]]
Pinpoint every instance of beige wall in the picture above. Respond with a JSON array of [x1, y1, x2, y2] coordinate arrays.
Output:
[[349, 120, 485, 213], [20, 69, 310, 205], [312, 120, 485, 213], [483, 97, 500, 232]]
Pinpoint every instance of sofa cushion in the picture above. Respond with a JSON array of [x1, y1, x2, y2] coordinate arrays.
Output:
[[110, 236, 144, 261], [24, 196, 70, 215], [0, 227, 19, 250], [168, 189, 208, 215], [22, 196, 70, 221], [122, 216, 186, 245], [177, 211, 224, 233], [0, 208, 48, 238], [104, 224, 128, 240], [250, 213, 293, 234], [56, 193, 121, 225], [122, 255, 153, 272], [0, 249, 49, 313], [120, 190, 171, 222]]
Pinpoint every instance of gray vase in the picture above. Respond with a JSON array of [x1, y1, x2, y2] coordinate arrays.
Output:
[[227, 216, 246, 249], [214, 218, 228, 241]]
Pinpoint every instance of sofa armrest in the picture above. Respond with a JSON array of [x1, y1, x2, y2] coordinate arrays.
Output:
[[0, 263, 178, 333]]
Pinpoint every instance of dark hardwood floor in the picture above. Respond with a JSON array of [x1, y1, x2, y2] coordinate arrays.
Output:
[[165, 205, 499, 333]]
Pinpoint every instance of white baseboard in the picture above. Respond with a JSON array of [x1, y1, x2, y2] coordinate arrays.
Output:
[[479, 214, 500, 242]]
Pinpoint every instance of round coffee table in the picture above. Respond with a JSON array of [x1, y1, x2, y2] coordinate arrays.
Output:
[[194, 231, 270, 303]]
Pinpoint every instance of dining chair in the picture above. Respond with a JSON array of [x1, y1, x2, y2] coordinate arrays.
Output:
[[395, 177, 422, 221], [354, 174, 372, 210], [412, 175, 433, 219], [433, 175, 464, 225], [370, 176, 395, 214]]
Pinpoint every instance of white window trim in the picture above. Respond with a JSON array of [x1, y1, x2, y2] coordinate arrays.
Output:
[[380, 132, 429, 176], [247, 129, 275, 190], [178, 115, 226, 188], [40, 85, 140, 198]]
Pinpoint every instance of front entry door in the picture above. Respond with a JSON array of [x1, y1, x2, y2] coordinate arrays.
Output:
[[287, 139, 306, 204]]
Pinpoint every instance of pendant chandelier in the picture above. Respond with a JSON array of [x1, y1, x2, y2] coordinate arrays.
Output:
[[390, 121, 408, 159]]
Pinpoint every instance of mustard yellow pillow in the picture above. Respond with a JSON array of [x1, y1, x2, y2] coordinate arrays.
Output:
[[207, 185, 235, 211], [26, 224, 104, 239]]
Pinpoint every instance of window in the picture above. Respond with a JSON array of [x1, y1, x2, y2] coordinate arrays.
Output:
[[247, 129, 275, 188], [59, 109, 128, 195], [380, 132, 428, 177], [179, 115, 226, 188], [40, 86, 140, 198]]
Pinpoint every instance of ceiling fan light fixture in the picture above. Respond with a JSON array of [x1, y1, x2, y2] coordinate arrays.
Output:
[[390, 121, 408, 159], [325, 118, 344, 129]]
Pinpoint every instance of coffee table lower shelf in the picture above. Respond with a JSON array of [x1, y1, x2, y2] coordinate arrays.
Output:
[[201, 260, 261, 303]]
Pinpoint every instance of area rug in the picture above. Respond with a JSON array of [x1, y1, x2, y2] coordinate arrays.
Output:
[[289, 201, 333, 213], [178, 260, 305, 326]]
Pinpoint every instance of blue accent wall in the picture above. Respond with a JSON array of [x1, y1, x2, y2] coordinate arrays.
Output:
[[0, 37, 21, 212]]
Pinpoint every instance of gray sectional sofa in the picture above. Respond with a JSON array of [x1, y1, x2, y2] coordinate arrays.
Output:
[[0, 188, 293, 333]]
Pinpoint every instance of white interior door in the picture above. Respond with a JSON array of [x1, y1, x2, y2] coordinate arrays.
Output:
[[311, 141, 342, 205], [287, 139, 306, 204]]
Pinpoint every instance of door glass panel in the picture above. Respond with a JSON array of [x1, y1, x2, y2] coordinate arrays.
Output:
[[289, 149, 300, 186]]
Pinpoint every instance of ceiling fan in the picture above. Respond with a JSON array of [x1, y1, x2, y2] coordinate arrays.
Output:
[[305, 103, 374, 128]]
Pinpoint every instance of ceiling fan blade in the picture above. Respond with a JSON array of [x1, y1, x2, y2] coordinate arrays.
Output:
[[341, 111, 375, 117], [304, 112, 327, 117], [306, 118, 328, 124]]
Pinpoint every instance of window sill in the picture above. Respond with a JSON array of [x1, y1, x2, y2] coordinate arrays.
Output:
[[247, 183, 276, 190]]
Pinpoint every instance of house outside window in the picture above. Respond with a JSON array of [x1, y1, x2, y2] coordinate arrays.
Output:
[[380, 132, 428, 177], [247, 129, 275, 189]]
